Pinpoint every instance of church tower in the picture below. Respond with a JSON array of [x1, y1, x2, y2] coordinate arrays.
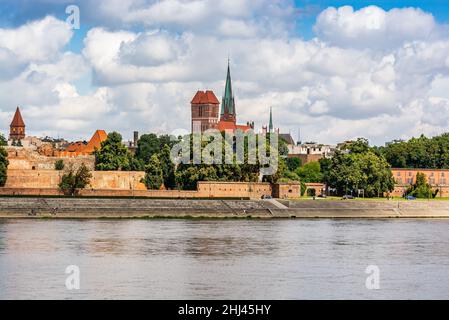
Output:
[[269, 106, 274, 133], [220, 61, 236, 124], [191, 90, 220, 133], [10, 107, 25, 141]]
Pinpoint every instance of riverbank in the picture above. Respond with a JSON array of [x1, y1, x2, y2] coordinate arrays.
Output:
[[1, 197, 449, 219]]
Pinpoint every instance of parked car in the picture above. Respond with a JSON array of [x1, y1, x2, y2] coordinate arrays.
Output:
[[261, 195, 273, 199], [405, 196, 417, 200], [342, 195, 355, 200]]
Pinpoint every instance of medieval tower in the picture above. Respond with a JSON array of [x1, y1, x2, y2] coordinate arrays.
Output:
[[220, 62, 236, 124], [191, 61, 253, 133], [10, 107, 25, 141], [190, 90, 220, 133]]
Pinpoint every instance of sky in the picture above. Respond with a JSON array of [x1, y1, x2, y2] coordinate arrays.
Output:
[[1, 1, 449, 145]]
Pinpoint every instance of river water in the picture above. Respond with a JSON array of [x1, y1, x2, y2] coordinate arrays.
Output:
[[0, 219, 448, 300]]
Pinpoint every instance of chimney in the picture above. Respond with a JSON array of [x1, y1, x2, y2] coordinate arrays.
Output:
[[133, 131, 139, 147]]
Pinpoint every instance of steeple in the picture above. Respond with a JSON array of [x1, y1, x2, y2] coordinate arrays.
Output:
[[269, 107, 273, 133], [11, 107, 25, 127], [220, 60, 236, 123], [9, 106, 26, 141]]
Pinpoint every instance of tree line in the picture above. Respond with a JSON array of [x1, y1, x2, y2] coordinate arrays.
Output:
[[376, 133, 449, 169], [93, 131, 289, 191], [1, 131, 447, 198]]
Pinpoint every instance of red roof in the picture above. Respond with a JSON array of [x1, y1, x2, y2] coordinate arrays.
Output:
[[66, 130, 108, 154], [81, 130, 108, 153], [217, 121, 252, 132], [191, 90, 219, 105], [10, 107, 25, 127]]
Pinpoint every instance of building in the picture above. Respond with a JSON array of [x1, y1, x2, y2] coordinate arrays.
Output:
[[391, 168, 449, 197], [261, 107, 280, 135], [9, 107, 25, 142], [191, 62, 253, 133], [125, 131, 139, 154], [59, 130, 108, 157], [191, 90, 220, 132], [279, 133, 295, 145], [287, 142, 335, 165]]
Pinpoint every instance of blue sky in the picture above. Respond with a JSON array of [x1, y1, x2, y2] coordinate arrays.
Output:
[[1, 1, 449, 144], [2, 1, 449, 47]]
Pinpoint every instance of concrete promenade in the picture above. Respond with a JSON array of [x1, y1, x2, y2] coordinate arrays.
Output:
[[1, 197, 449, 219]]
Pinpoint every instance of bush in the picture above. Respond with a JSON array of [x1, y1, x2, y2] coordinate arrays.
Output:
[[55, 160, 65, 171], [59, 164, 92, 196], [0, 146, 8, 187], [406, 172, 436, 199], [143, 154, 164, 190]]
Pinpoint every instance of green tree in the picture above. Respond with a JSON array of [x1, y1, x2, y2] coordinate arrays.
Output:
[[378, 133, 449, 169], [135, 134, 178, 164], [406, 172, 435, 198], [0, 134, 7, 146], [95, 132, 133, 171], [135, 133, 160, 163], [323, 150, 394, 197], [143, 154, 164, 190], [54, 159, 65, 171], [175, 165, 219, 190], [0, 145, 9, 187], [159, 144, 176, 189], [263, 157, 286, 184], [286, 157, 301, 172], [348, 138, 370, 154], [296, 161, 323, 183], [59, 164, 92, 196]]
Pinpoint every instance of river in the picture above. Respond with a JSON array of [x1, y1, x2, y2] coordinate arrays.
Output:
[[0, 219, 448, 299]]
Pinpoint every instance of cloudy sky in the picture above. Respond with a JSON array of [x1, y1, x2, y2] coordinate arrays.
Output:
[[1, 0, 449, 145]]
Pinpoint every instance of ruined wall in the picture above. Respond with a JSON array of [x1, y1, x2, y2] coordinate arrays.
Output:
[[3, 167, 299, 199], [197, 181, 272, 198], [7, 147, 95, 171], [5, 169, 146, 190], [272, 183, 301, 198], [288, 154, 323, 165]]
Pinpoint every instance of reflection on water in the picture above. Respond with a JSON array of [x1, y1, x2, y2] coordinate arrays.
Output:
[[0, 219, 449, 299]]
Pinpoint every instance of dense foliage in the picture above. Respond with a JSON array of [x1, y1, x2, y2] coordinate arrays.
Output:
[[296, 162, 323, 183], [0, 134, 7, 146], [321, 138, 395, 197], [285, 157, 301, 172], [143, 154, 164, 190], [175, 134, 261, 190], [95, 132, 138, 171], [406, 172, 436, 198], [58, 164, 92, 196], [135, 134, 178, 164], [54, 159, 65, 171], [0, 145, 9, 187], [158, 144, 176, 189], [378, 133, 449, 169]]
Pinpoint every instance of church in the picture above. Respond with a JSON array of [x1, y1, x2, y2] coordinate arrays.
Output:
[[191, 62, 254, 133]]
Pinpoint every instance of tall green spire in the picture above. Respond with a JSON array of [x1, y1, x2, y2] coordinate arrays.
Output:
[[269, 107, 273, 132], [221, 60, 235, 117]]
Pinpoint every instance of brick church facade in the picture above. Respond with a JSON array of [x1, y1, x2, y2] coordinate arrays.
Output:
[[191, 63, 254, 133]]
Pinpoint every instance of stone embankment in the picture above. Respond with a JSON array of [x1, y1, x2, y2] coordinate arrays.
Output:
[[0, 198, 449, 219]]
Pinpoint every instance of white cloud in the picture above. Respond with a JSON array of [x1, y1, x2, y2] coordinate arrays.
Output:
[[314, 6, 441, 50], [0, 16, 72, 62], [3, 5, 449, 146], [119, 31, 187, 66]]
